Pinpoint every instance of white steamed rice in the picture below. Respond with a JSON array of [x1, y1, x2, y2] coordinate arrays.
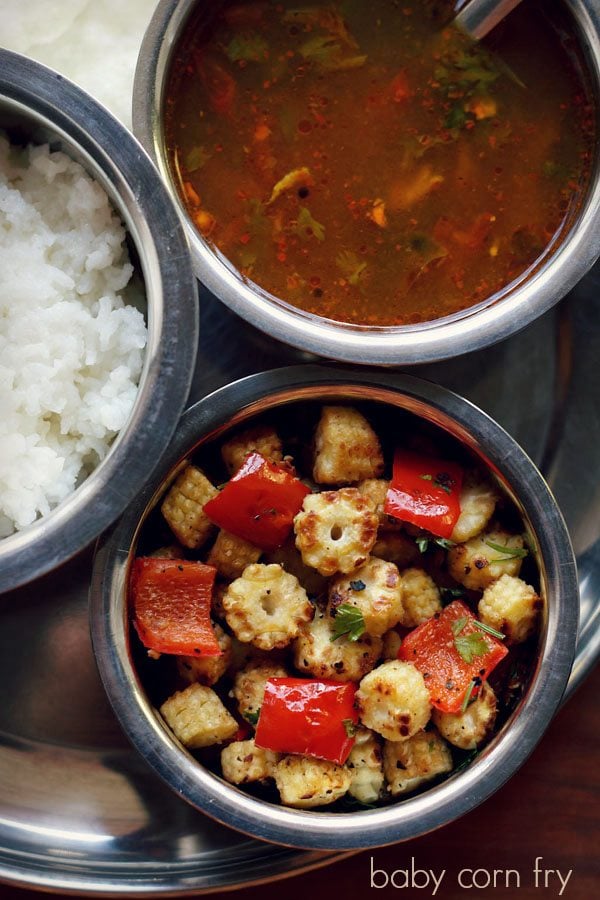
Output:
[[0, 136, 148, 537]]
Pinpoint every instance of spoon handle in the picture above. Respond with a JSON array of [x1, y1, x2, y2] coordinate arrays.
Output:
[[454, 0, 523, 39]]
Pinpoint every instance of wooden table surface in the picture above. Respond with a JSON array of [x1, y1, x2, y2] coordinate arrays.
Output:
[[2, 665, 598, 900]]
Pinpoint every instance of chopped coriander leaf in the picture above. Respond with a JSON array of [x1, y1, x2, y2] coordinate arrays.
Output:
[[185, 146, 211, 173], [336, 250, 368, 285], [450, 616, 469, 637], [416, 536, 430, 553], [485, 540, 529, 561], [239, 248, 257, 268], [330, 604, 366, 642], [225, 33, 269, 63], [349, 579, 366, 591], [244, 709, 260, 725], [295, 206, 325, 241], [474, 620, 506, 640], [342, 718, 358, 737], [445, 104, 470, 130], [455, 632, 490, 663]]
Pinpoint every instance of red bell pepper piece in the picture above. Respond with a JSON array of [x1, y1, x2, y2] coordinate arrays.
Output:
[[398, 600, 508, 713], [254, 677, 358, 765], [384, 448, 463, 538], [203, 452, 311, 551], [131, 558, 221, 657]]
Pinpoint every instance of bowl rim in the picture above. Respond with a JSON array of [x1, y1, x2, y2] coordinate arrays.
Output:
[[0, 49, 199, 593], [132, 0, 600, 365], [90, 365, 580, 851]]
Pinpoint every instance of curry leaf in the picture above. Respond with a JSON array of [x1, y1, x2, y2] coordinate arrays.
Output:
[[336, 250, 367, 285]]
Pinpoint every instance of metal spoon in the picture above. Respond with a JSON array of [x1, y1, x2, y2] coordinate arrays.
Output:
[[454, 0, 523, 40]]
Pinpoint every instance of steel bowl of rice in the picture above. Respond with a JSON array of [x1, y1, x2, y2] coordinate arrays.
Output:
[[0, 49, 199, 593]]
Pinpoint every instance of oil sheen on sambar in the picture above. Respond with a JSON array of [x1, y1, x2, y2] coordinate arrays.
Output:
[[164, 0, 594, 326]]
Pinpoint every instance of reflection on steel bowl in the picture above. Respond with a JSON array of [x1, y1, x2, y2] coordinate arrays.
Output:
[[90, 366, 579, 851], [0, 50, 198, 593], [133, 0, 600, 364]]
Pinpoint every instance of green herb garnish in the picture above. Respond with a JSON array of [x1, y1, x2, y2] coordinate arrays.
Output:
[[185, 145, 211, 173], [454, 632, 490, 663], [415, 536, 456, 553], [452, 748, 479, 776], [297, 22, 365, 71], [336, 250, 367, 285], [419, 471, 455, 494], [441, 587, 466, 604], [474, 620, 506, 640], [225, 33, 269, 63], [450, 616, 469, 637], [460, 679, 478, 713], [435, 537, 456, 550], [244, 710, 260, 726], [295, 206, 325, 241], [330, 604, 365, 642], [445, 104, 471, 130], [342, 718, 358, 737], [485, 540, 529, 561]]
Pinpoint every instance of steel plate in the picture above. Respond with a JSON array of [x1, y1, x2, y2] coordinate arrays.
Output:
[[0, 271, 598, 894]]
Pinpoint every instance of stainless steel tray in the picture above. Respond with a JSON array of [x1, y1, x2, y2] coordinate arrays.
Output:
[[1, 270, 599, 895]]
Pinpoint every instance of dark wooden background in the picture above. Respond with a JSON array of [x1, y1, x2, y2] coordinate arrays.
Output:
[[2, 665, 598, 900]]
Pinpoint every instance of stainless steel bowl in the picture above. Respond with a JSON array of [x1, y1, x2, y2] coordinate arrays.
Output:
[[0, 50, 199, 593], [133, 0, 600, 365], [90, 365, 579, 851]]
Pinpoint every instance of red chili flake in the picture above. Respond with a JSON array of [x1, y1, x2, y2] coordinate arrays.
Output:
[[298, 119, 312, 133]]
